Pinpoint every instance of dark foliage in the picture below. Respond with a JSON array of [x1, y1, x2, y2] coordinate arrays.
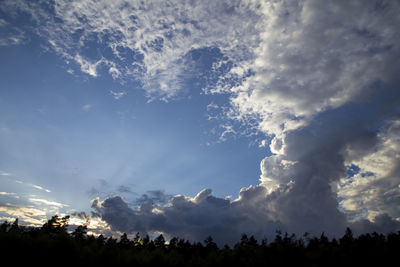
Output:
[[1, 217, 399, 267]]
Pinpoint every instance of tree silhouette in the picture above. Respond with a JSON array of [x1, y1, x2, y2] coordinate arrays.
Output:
[[133, 232, 141, 246], [0, 216, 399, 266], [119, 233, 132, 248], [204, 235, 218, 251], [154, 234, 165, 248], [72, 225, 87, 241], [41, 215, 70, 236]]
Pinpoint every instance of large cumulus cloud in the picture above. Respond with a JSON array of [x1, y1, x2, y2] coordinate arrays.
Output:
[[92, 187, 288, 244]]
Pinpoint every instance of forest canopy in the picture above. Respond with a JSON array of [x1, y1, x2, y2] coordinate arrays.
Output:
[[1, 215, 399, 266]]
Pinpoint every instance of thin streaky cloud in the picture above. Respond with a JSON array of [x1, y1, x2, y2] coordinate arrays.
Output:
[[29, 198, 68, 208], [31, 185, 51, 193]]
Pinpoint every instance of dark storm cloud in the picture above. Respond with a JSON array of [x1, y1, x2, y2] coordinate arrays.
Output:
[[92, 188, 279, 244], [350, 214, 400, 235]]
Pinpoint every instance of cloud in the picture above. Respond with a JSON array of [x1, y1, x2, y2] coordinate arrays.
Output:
[[339, 119, 400, 222], [110, 90, 127, 100], [0, 176, 69, 225], [0, 192, 19, 198], [74, 54, 103, 77], [234, 0, 400, 235], [0, 194, 70, 226], [0, 203, 46, 226], [1, 0, 263, 99], [225, 1, 400, 137], [117, 185, 134, 194], [0, 17, 26, 46], [31, 185, 51, 193], [3, 1, 399, 109], [7, 177, 52, 193], [28, 198, 68, 208], [82, 104, 92, 111], [0, 18, 7, 27], [349, 214, 400, 236], [91, 187, 285, 245], [68, 212, 117, 237]]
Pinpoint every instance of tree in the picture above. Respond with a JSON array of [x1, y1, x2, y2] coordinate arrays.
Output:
[[133, 232, 141, 246], [204, 236, 218, 251], [119, 233, 132, 248], [240, 233, 249, 246], [154, 234, 165, 248], [340, 227, 354, 245], [0, 221, 10, 233], [9, 218, 21, 234], [72, 225, 87, 241], [168, 237, 178, 248], [248, 235, 258, 247], [142, 234, 150, 246], [41, 215, 70, 236]]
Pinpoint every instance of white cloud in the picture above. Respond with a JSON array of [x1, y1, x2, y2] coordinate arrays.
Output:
[[4, 1, 398, 111], [218, 125, 236, 142], [339, 119, 400, 222], [0, 18, 7, 27], [0, 192, 19, 199], [109, 90, 127, 100], [32, 185, 51, 193], [2, 0, 263, 99], [29, 198, 68, 208], [82, 104, 92, 111], [0, 16, 26, 46], [8, 178, 52, 193], [74, 54, 103, 77], [225, 0, 400, 138], [0, 204, 47, 226]]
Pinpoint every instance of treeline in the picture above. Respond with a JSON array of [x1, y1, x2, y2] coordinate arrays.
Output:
[[1, 216, 399, 266]]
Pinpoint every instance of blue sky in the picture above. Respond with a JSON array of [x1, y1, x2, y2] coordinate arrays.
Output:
[[1, 0, 400, 244], [0, 34, 266, 210]]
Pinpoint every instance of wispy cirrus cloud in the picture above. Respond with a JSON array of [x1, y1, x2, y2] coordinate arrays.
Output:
[[1, 172, 52, 193], [28, 198, 68, 208], [31, 185, 51, 193], [0, 17, 26, 46], [14, 180, 52, 193], [0, 192, 19, 198]]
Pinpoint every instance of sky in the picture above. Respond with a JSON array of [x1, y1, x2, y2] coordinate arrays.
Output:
[[0, 0, 400, 245]]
